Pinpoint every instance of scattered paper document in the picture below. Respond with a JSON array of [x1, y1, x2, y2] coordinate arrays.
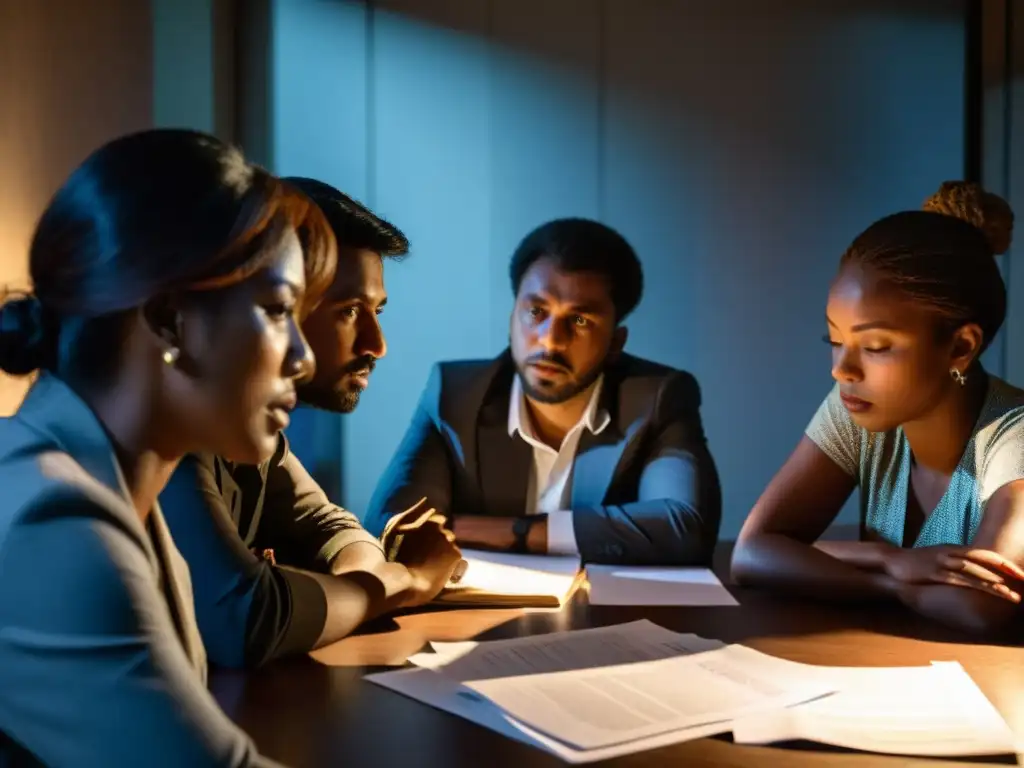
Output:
[[731, 660, 1017, 756], [366, 665, 730, 763], [407, 619, 724, 678], [461, 643, 833, 750], [370, 621, 800, 762], [436, 549, 582, 608], [586, 566, 738, 606]]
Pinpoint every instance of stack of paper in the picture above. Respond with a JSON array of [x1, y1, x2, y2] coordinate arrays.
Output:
[[436, 550, 582, 609], [367, 620, 833, 762], [732, 659, 1018, 756], [366, 619, 1019, 761]]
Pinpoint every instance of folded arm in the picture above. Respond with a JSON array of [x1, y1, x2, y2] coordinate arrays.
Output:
[[161, 457, 405, 668], [0, 484, 282, 767], [732, 437, 1024, 633], [890, 480, 1024, 634], [731, 436, 899, 601], [814, 486, 1024, 633], [571, 374, 721, 565], [571, 448, 720, 565]]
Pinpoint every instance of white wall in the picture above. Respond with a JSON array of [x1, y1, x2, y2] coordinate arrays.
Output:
[[264, 0, 967, 537]]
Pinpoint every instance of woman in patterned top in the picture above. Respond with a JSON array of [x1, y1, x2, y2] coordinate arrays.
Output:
[[732, 182, 1024, 635]]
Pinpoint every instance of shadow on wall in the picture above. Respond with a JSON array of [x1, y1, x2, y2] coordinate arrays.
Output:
[[270, 0, 966, 536]]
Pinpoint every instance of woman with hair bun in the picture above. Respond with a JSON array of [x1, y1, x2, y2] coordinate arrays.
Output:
[[733, 182, 1024, 635], [0, 128, 351, 767]]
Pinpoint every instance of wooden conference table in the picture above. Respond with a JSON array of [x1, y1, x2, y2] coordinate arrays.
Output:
[[210, 554, 1024, 768]]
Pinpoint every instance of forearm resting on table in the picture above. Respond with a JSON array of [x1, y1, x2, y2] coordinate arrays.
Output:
[[278, 565, 407, 650], [901, 583, 1019, 635], [732, 532, 899, 602], [452, 515, 546, 553], [813, 539, 896, 571]]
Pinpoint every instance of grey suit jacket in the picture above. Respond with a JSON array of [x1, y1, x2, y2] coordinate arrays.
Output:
[[0, 374, 280, 767], [365, 351, 721, 564]]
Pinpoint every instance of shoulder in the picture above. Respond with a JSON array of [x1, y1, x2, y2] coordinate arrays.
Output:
[[803, 383, 873, 478], [420, 354, 511, 422], [0, 447, 140, 542], [434, 356, 503, 390], [0, 447, 152, 626], [975, 378, 1024, 491], [611, 354, 702, 414], [977, 377, 1024, 445]]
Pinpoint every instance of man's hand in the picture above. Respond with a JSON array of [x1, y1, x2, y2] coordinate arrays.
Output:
[[884, 546, 1024, 603], [391, 517, 462, 608]]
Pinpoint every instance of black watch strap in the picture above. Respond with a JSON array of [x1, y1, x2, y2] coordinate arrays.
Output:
[[511, 514, 547, 553]]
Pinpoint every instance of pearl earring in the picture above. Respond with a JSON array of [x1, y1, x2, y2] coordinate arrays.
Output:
[[162, 348, 180, 366]]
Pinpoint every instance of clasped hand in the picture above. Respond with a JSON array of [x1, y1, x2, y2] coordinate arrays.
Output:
[[378, 498, 463, 608], [884, 546, 1024, 603]]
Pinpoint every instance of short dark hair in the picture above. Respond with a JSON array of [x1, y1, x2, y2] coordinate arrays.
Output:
[[509, 218, 643, 321], [840, 206, 1011, 354], [0, 129, 336, 377], [283, 177, 409, 259]]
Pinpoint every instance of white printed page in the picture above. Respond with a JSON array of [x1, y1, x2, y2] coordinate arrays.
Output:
[[366, 666, 733, 764], [462, 643, 834, 750], [444, 553, 579, 599], [586, 566, 739, 606], [457, 549, 580, 576], [407, 619, 724, 680], [732, 662, 1017, 756]]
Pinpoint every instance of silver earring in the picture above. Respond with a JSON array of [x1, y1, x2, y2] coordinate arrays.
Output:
[[950, 368, 967, 386], [162, 347, 180, 366]]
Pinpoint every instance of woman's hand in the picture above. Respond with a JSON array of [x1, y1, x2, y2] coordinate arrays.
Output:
[[884, 546, 1024, 602]]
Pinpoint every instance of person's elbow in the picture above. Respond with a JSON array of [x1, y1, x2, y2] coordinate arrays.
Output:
[[913, 586, 1021, 636], [959, 603, 1018, 636], [661, 498, 718, 565], [729, 530, 776, 586]]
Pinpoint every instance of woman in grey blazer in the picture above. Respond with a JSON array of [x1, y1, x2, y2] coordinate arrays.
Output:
[[0, 130, 392, 767]]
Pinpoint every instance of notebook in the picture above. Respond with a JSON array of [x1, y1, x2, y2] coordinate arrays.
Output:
[[436, 549, 583, 608]]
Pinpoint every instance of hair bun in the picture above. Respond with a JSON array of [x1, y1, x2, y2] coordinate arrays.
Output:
[[0, 294, 54, 375], [922, 181, 1015, 255]]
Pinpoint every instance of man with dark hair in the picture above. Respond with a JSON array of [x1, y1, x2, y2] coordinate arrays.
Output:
[[365, 217, 721, 564], [160, 179, 461, 669]]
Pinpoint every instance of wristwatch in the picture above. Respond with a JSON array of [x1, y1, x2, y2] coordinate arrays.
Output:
[[511, 514, 547, 553]]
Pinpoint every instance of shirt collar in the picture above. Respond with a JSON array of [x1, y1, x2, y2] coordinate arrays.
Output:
[[508, 372, 610, 441]]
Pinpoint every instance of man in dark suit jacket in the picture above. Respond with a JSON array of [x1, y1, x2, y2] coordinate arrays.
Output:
[[365, 218, 721, 564]]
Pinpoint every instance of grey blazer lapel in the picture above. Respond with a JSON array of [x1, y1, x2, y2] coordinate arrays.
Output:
[[148, 506, 207, 678]]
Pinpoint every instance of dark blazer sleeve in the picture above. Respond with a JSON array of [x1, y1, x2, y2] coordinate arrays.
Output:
[[0, 481, 283, 767], [572, 372, 722, 565], [161, 456, 327, 669], [258, 436, 383, 570], [364, 364, 455, 537]]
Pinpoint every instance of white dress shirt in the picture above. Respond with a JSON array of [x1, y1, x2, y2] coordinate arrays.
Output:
[[507, 374, 611, 555]]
